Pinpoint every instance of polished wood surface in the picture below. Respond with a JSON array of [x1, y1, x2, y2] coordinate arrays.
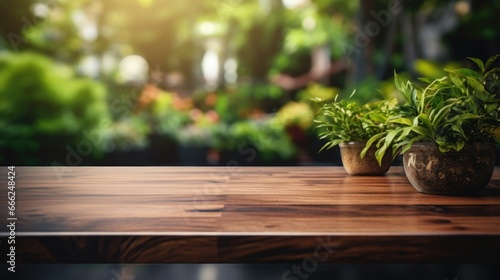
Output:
[[1, 166, 500, 263]]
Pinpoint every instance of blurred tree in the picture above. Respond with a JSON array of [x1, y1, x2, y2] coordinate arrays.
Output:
[[2, 0, 499, 85]]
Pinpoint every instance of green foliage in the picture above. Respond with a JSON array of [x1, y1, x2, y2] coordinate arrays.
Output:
[[215, 118, 296, 163], [150, 93, 190, 136], [297, 83, 338, 103], [237, 83, 284, 100], [413, 59, 460, 79], [213, 84, 283, 123], [269, 1, 355, 76], [340, 77, 388, 104], [0, 52, 110, 164], [364, 55, 500, 164], [104, 117, 150, 151], [148, 92, 220, 147], [275, 101, 314, 131], [314, 91, 397, 152], [176, 124, 219, 147]]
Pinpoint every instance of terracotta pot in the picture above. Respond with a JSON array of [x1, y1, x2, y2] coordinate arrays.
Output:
[[403, 142, 495, 195], [339, 142, 392, 175]]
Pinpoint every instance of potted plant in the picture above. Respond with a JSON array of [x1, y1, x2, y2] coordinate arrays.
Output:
[[314, 92, 397, 175], [364, 55, 500, 195]]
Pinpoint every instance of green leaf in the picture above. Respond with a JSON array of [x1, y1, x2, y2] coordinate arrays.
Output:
[[447, 112, 480, 123], [361, 132, 385, 158], [449, 73, 463, 87], [429, 91, 444, 108], [411, 86, 419, 108], [394, 71, 410, 103], [395, 127, 412, 141], [430, 103, 454, 126], [382, 129, 400, 147], [348, 89, 357, 99], [451, 124, 465, 136], [421, 77, 447, 113], [412, 116, 419, 127], [400, 135, 427, 154], [367, 112, 387, 123], [319, 139, 343, 152], [485, 54, 500, 71], [484, 68, 500, 79], [410, 126, 432, 138], [467, 57, 485, 73], [373, 129, 400, 165], [418, 114, 434, 135], [375, 147, 389, 165], [438, 145, 449, 153], [389, 117, 412, 126], [440, 140, 460, 153], [449, 68, 482, 79], [467, 77, 485, 93]]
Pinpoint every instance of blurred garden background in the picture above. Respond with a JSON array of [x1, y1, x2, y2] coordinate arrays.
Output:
[[1, 0, 499, 166]]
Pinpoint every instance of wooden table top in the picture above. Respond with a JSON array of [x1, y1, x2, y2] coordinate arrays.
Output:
[[2, 166, 500, 263]]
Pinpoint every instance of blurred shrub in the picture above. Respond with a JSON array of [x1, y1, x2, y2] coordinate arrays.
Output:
[[212, 84, 283, 124], [297, 83, 338, 103], [215, 118, 297, 164], [413, 59, 460, 79], [275, 101, 314, 131], [103, 117, 150, 152], [149, 91, 191, 136], [0, 52, 109, 165], [340, 77, 385, 104]]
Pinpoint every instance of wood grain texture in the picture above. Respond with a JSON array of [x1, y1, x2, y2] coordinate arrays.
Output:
[[1, 166, 500, 263]]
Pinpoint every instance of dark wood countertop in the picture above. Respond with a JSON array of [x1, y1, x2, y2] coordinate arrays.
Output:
[[1, 166, 500, 263]]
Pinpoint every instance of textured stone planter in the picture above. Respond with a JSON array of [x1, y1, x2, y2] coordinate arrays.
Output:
[[403, 142, 495, 195], [339, 142, 392, 175]]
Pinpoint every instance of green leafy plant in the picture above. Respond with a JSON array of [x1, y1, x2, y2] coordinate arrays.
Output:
[[363, 55, 500, 164], [149, 93, 191, 137], [215, 118, 297, 163], [314, 91, 397, 151], [275, 101, 314, 131], [104, 117, 150, 152], [297, 83, 339, 104], [0, 52, 110, 165]]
